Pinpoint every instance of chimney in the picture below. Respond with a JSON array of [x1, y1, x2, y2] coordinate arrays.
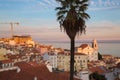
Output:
[[46, 63, 53, 72], [34, 76, 37, 80], [17, 67, 21, 73]]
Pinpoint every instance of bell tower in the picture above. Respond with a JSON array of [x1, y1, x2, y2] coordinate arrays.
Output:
[[92, 39, 98, 50]]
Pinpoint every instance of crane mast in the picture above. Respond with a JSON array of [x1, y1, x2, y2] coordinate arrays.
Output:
[[0, 22, 19, 38]]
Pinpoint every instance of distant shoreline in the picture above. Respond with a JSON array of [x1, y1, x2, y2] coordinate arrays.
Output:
[[38, 39, 120, 57], [38, 40, 120, 43]]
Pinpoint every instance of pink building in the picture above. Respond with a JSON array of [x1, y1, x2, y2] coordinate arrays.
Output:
[[36, 45, 48, 55]]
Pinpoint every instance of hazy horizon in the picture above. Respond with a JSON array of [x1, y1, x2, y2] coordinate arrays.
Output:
[[0, 0, 120, 41], [35, 39, 120, 43]]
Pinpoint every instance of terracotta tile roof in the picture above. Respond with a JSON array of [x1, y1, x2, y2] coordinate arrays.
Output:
[[48, 52, 55, 55], [0, 60, 13, 63], [57, 52, 65, 55], [75, 53, 86, 55], [57, 52, 86, 55], [6, 54, 23, 59], [116, 62, 120, 68], [39, 45, 47, 48], [28, 61, 40, 67], [0, 62, 80, 80], [11, 71, 34, 80], [89, 66, 106, 74], [79, 44, 88, 49], [102, 54, 112, 57]]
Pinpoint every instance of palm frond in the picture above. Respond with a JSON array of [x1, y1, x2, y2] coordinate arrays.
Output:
[[82, 13, 90, 20], [78, 12, 90, 20], [79, 0, 89, 4], [55, 7, 63, 10], [55, 0, 90, 37], [79, 4, 89, 11], [56, 10, 68, 16], [57, 15, 64, 21], [56, 0, 69, 8]]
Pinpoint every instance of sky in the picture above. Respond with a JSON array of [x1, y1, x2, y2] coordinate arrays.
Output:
[[0, 0, 120, 42]]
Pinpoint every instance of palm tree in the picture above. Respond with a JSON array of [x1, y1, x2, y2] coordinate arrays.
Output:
[[55, 0, 90, 80]]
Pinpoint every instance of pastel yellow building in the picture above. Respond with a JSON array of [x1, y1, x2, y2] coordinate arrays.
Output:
[[13, 35, 32, 44], [0, 48, 8, 60], [0, 35, 32, 45], [49, 52, 88, 72]]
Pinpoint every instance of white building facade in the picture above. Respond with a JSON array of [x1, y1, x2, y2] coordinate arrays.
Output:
[[48, 52, 88, 72], [76, 39, 98, 61]]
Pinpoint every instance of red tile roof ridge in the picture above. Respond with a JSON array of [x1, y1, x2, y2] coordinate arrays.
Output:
[[89, 66, 106, 74], [0, 62, 81, 80], [79, 44, 89, 49], [75, 53, 86, 55], [28, 61, 39, 67], [0, 59, 13, 63], [102, 54, 112, 56], [57, 52, 65, 55]]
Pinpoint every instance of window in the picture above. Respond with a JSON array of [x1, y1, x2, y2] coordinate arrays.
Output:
[[75, 57, 77, 59], [80, 60, 82, 63], [88, 52, 89, 55], [83, 60, 85, 63]]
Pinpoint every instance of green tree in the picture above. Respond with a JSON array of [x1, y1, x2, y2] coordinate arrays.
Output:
[[98, 52, 102, 60], [55, 0, 90, 80], [89, 72, 107, 80]]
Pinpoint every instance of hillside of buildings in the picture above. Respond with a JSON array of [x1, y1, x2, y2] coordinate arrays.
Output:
[[0, 36, 120, 80]]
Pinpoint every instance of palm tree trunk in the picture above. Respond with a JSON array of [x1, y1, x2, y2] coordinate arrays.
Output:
[[70, 38, 75, 80]]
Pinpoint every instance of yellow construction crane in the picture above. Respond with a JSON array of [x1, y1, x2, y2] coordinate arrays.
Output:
[[0, 22, 19, 38]]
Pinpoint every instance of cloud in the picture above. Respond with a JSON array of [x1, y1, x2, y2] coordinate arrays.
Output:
[[89, 0, 120, 10], [34, 0, 120, 11], [36, 1, 49, 9], [8, 0, 35, 2], [83, 21, 120, 40], [1, 22, 120, 41], [33, 0, 120, 11], [35, 0, 57, 10], [2, 0, 120, 11], [87, 21, 120, 34], [18, 0, 58, 11], [88, 21, 118, 28]]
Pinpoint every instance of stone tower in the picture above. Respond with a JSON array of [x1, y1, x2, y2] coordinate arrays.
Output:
[[92, 39, 98, 50]]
